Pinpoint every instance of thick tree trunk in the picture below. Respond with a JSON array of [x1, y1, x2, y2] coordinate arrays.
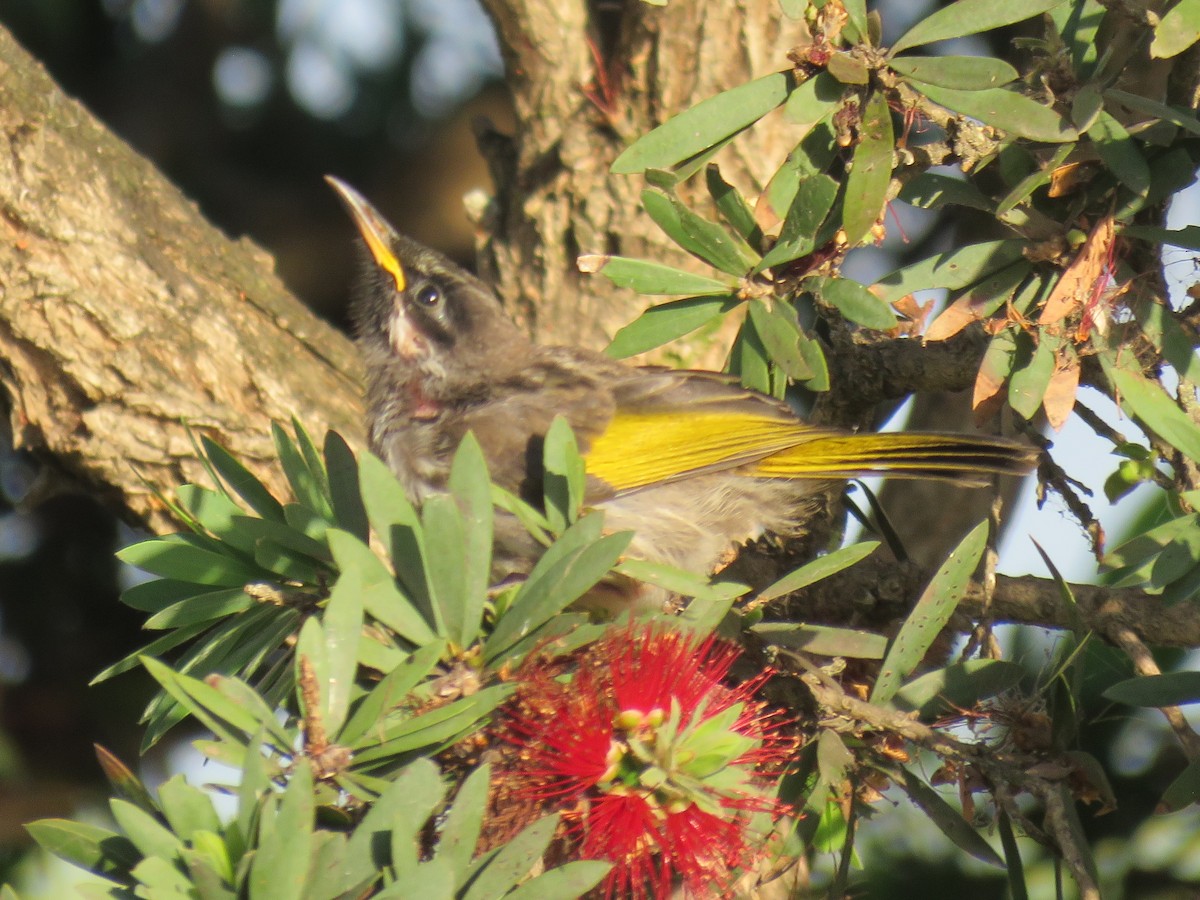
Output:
[[0, 27, 363, 532], [477, 0, 799, 365]]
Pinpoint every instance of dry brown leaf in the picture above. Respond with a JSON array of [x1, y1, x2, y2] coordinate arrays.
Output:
[[892, 293, 933, 337], [1048, 161, 1100, 197], [1043, 343, 1081, 430], [1038, 215, 1115, 326], [972, 360, 1008, 423]]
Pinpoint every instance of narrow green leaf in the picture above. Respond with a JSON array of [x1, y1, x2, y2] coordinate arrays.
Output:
[[1133, 300, 1200, 382], [1102, 351, 1200, 463], [916, 83, 1077, 142], [120, 578, 212, 613], [1104, 671, 1200, 707], [706, 165, 763, 247], [889, 55, 1017, 90], [326, 529, 437, 646], [323, 431, 369, 541], [388, 763, 447, 881], [784, 71, 843, 126], [761, 123, 839, 222], [1105, 89, 1200, 136], [1008, 331, 1058, 420], [842, 0, 868, 41], [109, 800, 180, 862], [757, 174, 839, 270], [322, 565, 365, 735], [25, 820, 139, 882], [144, 588, 251, 631], [896, 768, 1005, 867], [891, 0, 1068, 54], [462, 814, 560, 900], [118, 537, 267, 587], [201, 436, 285, 522], [250, 761, 314, 900], [1159, 758, 1200, 811], [642, 190, 757, 276], [872, 240, 1026, 305], [893, 659, 1025, 718], [504, 862, 613, 900], [581, 255, 736, 296], [843, 89, 893, 246], [1088, 110, 1150, 196], [752, 622, 889, 659], [899, 172, 993, 213], [872, 521, 989, 703], [1151, 0, 1200, 58], [421, 493, 469, 642], [486, 527, 631, 662], [448, 434, 493, 647], [91, 622, 212, 684], [158, 775, 221, 840], [606, 295, 742, 359], [729, 315, 772, 394], [998, 810, 1029, 900], [816, 276, 897, 330], [175, 484, 258, 554], [612, 72, 793, 173], [756, 541, 880, 603], [433, 764, 489, 875], [747, 300, 813, 380], [273, 423, 333, 519], [542, 417, 587, 534], [339, 641, 444, 747], [231, 515, 332, 563]]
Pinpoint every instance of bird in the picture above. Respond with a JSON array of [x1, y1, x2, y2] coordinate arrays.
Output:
[[326, 176, 1036, 606]]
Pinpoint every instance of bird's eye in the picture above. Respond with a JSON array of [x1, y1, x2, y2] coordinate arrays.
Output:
[[415, 284, 441, 307]]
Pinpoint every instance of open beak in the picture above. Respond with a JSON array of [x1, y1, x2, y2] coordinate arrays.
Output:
[[325, 175, 407, 292]]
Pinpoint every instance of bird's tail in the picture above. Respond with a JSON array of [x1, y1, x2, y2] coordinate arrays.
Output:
[[752, 432, 1038, 485]]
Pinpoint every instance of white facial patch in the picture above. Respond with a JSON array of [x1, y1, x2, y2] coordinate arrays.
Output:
[[388, 309, 425, 360]]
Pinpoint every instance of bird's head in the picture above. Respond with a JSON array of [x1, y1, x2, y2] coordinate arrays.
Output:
[[326, 175, 526, 393]]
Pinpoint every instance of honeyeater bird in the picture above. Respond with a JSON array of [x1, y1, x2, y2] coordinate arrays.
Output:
[[327, 176, 1035, 604]]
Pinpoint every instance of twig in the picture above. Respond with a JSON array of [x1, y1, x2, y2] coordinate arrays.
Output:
[[1110, 626, 1200, 761]]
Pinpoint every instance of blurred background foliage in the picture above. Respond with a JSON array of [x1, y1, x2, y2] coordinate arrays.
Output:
[[1, 0, 1199, 897]]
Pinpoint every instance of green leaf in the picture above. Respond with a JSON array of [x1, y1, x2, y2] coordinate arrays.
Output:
[[273, 422, 333, 520], [352, 686, 513, 762], [581, 255, 736, 295], [326, 529, 436, 646], [761, 123, 839, 223], [842, 0, 868, 41], [1133, 300, 1200, 382], [998, 810, 1029, 900], [118, 536, 267, 588], [1008, 330, 1058, 420], [784, 71, 843, 127], [752, 622, 888, 659], [447, 434, 493, 647], [705, 165, 763, 247], [321, 565, 365, 735], [747, 300, 813, 380], [201, 436, 285, 522], [232, 515, 332, 564], [606, 294, 742, 358], [1101, 350, 1200, 464], [816, 276, 896, 330], [158, 775, 221, 841], [250, 761, 314, 900], [461, 814, 560, 900], [542, 416, 587, 534], [142, 657, 264, 744], [1104, 89, 1200, 136], [339, 641, 444, 746], [175, 484, 258, 555], [873, 240, 1026, 305], [109, 800, 180, 862], [729, 315, 772, 394], [1104, 671, 1200, 707], [1088, 110, 1150, 196], [612, 72, 793, 173], [144, 588, 251, 631], [420, 494, 469, 642], [891, 0, 1068, 54], [842, 89, 894, 247], [432, 764, 489, 875], [486, 525, 631, 663], [1159, 758, 1200, 811], [641, 190, 757, 276], [324, 431, 369, 541], [915, 83, 1077, 142], [26, 820, 139, 882], [120, 578, 213, 613], [757, 174, 839, 270], [504, 861, 613, 900], [899, 172, 993, 213], [889, 55, 1017, 90], [756, 541, 880, 603], [1151, 0, 1200, 58], [995, 143, 1073, 216], [872, 521, 988, 703], [387, 761, 447, 881], [893, 659, 1026, 718], [896, 768, 1005, 867]]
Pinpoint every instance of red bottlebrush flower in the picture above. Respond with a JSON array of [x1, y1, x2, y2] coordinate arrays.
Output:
[[495, 624, 794, 899]]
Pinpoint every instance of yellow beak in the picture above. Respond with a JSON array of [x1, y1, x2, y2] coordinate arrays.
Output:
[[325, 175, 407, 292]]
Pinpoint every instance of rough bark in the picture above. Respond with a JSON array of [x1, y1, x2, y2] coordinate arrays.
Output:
[[476, 0, 799, 364], [0, 27, 364, 533]]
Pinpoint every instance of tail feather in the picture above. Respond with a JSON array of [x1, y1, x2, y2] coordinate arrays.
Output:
[[753, 433, 1037, 482]]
